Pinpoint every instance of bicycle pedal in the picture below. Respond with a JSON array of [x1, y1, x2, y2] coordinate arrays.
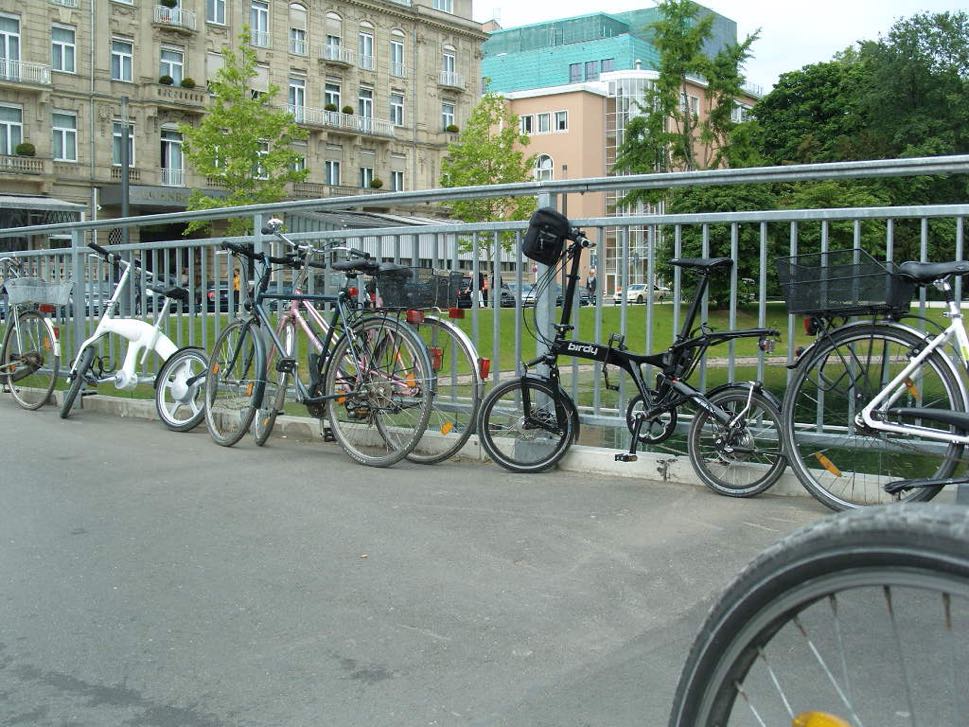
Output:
[[321, 427, 336, 443], [615, 453, 638, 463], [276, 357, 297, 374]]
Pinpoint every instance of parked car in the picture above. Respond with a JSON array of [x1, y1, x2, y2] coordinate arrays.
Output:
[[612, 283, 669, 305], [523, 284, 591, 307]]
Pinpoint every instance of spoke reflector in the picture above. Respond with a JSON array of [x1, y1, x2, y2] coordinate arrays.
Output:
[[440, 420, 454, 435], [814, 452, 843, 477], [792, 713, 852, 727], [903, 377, 920, 398]]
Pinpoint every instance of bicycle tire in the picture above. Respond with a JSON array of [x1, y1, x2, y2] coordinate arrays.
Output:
[[155, 346, 207, 432], [324, 315, 433, 467], [252, 319, 295, 447], [2, 309, 58, 410], [59, 345, 95, 419], [688, 385, 786, 498], [205, 319, 265, 447], [782, 324, 963, 510], [668, 503, 969, 727], [477, 377, 576, 473], [406, 316, 483, 465]]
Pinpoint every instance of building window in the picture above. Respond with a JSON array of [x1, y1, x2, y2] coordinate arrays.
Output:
[[441, 102, 455, 130], [554, 111, 568, 131], [569, 63, 581, 83], [534, 154, 553, 182], [288, 78, 305, 122], [324, 81, 341, 109], [325, 13, 342, 58], [601, 58, 614, 73], [112, 120, 135, 166], [584, 60, 599, 81], [51, 25, 76, 73], [432, 0, 453, 12], [442, 46, 456, 74], [206, 0, 225, 24], [358, 23, 374, 71], [519, 115, 533, 134], [390, 92, 404, 127], [52, 111, 77, 162], [111, 38, 133, 82], [289, 3, 307, 55], [537, 112, 550, 133], [359, 167, 373, 188], [160, 127, 183, 187], [0, 105, 22, 155], [160, 47, 184, 85], [0, 15, 20, 75], [250, 1, 270, 48], [325, 159, 340, 185], [680, 92, 699, 116], [390, 31, 405, 77], [255, 140, 269, 179], [358, 87, 373, 117], [391, 169, 404, 192], [206, 51, 223, 89]]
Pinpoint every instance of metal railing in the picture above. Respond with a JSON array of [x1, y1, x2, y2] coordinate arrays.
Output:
[[320, 44, 354, 65], [250, 29, 271, 48], [1, 155, 968, 457], [153, 6, 197, 31], [0, 59, 52, 86], [281, 104, 395, 138], [438, 70, 464, 89]]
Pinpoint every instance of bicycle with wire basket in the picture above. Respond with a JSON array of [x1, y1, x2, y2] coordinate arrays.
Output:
[[0, 256, 71, 410], [476, 208, 787, 497], [206, 233, 435, 468], [777, 248, 969, 510]]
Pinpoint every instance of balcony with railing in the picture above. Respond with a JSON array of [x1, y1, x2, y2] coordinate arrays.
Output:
[[160, 167, 184, 187], [250, 29, 271, 48], [283, 105, 396, 139], [147, 83, 207, 112], [289, 38, 307, 56], [319, 44, 354, 66], [110, 166, 141, 182], [384, 0, 412, 6], [438, 70, 465, 91], [391, 63, 406, 78], [50, 0, 79, 7], [358, 55, 375, 72], [291, 182, 380, 199], [0, 59, 52, 88], [0, 154, 49, 176], [152, 6, 197, 33]]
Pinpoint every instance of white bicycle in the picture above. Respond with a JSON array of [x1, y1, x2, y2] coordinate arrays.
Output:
[[59, 242, 207, 432]]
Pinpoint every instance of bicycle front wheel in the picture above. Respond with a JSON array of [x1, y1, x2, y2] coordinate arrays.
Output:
[[688, 385, 786, 498], [155, 346, 207, 432], [324, 316, 433, 467], [407, 316, 483, 464], [205, 319, 265, 447], [59, 345, 95, 419], [783, 324, 964, 510], [477, 377, 575, 473], [668, 503, 969, 727], [252, 319, 295, 447], [2, 309, 58, 410]]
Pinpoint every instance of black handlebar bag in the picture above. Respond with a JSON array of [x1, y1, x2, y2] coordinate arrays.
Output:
[[522, 207, 571, 266]]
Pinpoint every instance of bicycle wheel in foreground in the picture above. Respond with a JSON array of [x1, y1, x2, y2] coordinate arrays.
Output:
[[59, 345, 95, 419], [669, 503, 969, 727], [477, 377, 575, 473], [688, 385, 786, 498], [1, 310, 58, 410], [782, 324, 964, 510], [155, 346, 207, 432], [205, 320, 264, 447], [325, 316, 433, 467], [252, 320, 295, 447]]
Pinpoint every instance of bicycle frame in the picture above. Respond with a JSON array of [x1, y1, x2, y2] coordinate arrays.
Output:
[[1, 258, 63, 377], [69, 254, 177, 389]]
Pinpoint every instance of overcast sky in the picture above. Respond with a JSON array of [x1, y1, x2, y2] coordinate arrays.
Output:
[[473, 0, 966, 93]]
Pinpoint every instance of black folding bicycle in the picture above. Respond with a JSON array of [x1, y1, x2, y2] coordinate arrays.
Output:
[[476, 209, 787, 497]]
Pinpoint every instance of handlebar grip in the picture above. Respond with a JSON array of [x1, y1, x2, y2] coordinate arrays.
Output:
[[260, 225, 274, 235], [524, 356, 546, 368], [267, 254, 298, 266], [222, 241, 262, 261], [306, 260, 327, 270], [348, 248, 371, 260], [88, 242, 111, 258]]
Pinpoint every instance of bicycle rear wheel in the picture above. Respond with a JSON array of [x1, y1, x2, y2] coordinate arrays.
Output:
[[2, 309, 58, 410], [477, 377, 575, 473], [155, 346, 207, 432], [782, 324, 963, 510], [688, 385, 786, 498], [205, 319, 265, 447], [252, 320, 295, 446], [324, 316, 433, 467], [406, 315, 483, 464], [668, 503, 969, 727]]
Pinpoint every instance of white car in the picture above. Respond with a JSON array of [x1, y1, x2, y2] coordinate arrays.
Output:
[[612, 283, 669, 304]]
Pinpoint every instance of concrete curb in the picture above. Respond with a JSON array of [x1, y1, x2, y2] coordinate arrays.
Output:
[[57, 392, 810, 497]]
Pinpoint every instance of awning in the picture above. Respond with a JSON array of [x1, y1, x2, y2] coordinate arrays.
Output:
[[0, 195, 85, 212]]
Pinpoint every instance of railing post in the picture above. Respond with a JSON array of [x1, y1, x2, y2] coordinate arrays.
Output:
[[70, 227, 85, 362]]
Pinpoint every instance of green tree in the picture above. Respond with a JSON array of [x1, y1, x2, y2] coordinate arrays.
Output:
[[440, 92, 536, 259], [179, 28, 308, 236]]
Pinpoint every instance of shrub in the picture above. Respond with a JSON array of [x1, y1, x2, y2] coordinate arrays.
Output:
[[445, 124, 459, 133], [369, 178, 383, 189], [180, 77, 196, 89], [159, 75, 174, 85], [324, 103, 338, 112], [341, 105, 354, 115], [14, 142, 35, 157]]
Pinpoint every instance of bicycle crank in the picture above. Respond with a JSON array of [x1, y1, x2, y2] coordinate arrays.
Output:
[[626, 393, 677, 444]]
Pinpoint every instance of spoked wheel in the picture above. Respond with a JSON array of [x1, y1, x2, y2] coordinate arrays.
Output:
[[668, 504, 969, 727], [477, 377, 576, 473], [252, 320, 295, 447], [688, 385, 786, 497], [59, 345, 96, 419], [1, 310, 58, 410], [324, 316, 434, 467], [205, 319, 265, 447], [155, 347, 207, 432]]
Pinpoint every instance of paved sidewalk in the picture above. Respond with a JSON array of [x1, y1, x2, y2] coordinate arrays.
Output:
[[0, 402, 826, 726]]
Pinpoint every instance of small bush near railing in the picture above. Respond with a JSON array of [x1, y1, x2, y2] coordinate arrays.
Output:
[[341, 105, 354, 115], [159, 75, 174, 85], [369, 178, 383, 189], [180, 77, 196, 89], [160, 0, 177, 7], [445, 124, 459, 133], [324, 103, 338, 111], [15, 142, 36, 157]]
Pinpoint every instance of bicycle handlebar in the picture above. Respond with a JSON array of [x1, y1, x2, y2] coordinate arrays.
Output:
[[88, 242, 143, 270]]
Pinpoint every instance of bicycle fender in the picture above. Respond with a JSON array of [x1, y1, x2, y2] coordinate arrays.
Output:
[[152, 345, 204, 389], [705, 381, 782, 412]]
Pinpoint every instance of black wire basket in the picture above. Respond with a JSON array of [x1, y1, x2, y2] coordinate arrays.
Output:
[[776, 249, 914, 315], [368, 268, 464, 310]]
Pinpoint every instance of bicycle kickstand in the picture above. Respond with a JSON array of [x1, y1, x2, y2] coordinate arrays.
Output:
[[615, 413, 644, 463]]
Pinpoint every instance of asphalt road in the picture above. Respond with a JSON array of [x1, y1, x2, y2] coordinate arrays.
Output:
[[0, 402, 827, 726]]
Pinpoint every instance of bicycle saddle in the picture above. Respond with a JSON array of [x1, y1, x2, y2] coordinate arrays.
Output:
[[330, 259, 381, 275], [147, 284, 190, 303], [897, 260, 969, 284], [669, 257, 733, 271]]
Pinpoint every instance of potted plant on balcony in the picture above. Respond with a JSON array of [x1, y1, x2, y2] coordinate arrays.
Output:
[[160, 0, 178, 8], [369, 178, 383, 189], [14, 142, 36, 157], [180, 77, 196, 89], [159, 74, 174, 85], [324, 103, 338, 112], [341, 105, 354, 115], [445, 124, 459, 133]]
